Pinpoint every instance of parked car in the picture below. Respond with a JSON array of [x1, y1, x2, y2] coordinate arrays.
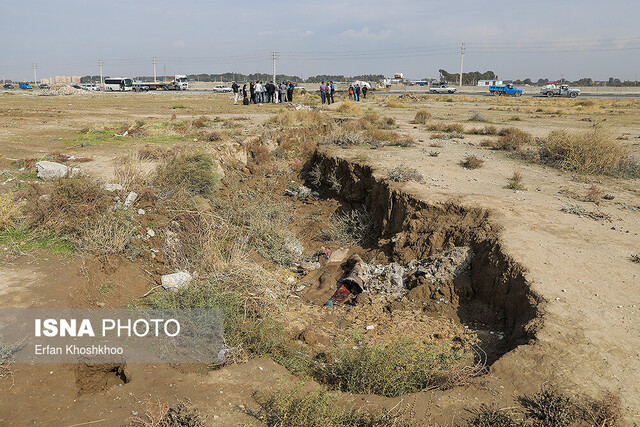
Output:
[[71, 84, 82, 90], [19, 82, 32, 89], [132, 83, 149, 92], [81, 83, 100, 91], [39, 83, 50, 89], [3, 83, 14, 89], [429, 83, 457, 94], [213, 85, 232, 93]]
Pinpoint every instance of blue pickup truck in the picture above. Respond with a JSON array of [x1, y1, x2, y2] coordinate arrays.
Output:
[[489, 84, 523, 97], [18, 82, 32, 89]]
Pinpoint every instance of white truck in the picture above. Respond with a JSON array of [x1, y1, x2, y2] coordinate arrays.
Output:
[[429, 83, 457, 94], [144, 75, 189, 91]]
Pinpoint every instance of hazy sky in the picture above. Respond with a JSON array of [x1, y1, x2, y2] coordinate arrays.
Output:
[[2, 0, 639, 82]]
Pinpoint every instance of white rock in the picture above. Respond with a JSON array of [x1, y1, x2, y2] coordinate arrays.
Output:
[[123, 191, 138, 208], [36, 161, 82, 180], [161, 272, 192, 293], [103, 183, 124, 192], [146, 228, 156, 238], [137, 209, 146, 215], [365, 325, 375, 331]]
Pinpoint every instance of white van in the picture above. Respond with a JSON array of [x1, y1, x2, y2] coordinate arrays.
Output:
[[104, 78, 133, 91]]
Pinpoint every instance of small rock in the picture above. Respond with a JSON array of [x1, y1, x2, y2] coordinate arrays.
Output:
[[102, 183, 124, 192], [123, 191, 138, 208], [137, 209, 145, 215], [328, 248, 349, 263], [39, 194, 51, 201], [146, 228, 156, 238], [161, 272, 192, 293], [365, 325, 375, 331]]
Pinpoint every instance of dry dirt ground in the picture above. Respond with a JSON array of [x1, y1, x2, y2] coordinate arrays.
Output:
[[0, 89, 639, 425]]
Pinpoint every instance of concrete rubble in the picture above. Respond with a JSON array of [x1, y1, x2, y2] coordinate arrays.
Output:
[[36, 161, 82, 180], [161, 272, 192, 293]]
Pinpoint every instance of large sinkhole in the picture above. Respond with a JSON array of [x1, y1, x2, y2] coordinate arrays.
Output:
[[302, 151, 542, 365]]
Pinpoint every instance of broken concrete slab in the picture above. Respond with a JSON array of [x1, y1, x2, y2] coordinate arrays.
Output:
[[36, 161, 82, 180]]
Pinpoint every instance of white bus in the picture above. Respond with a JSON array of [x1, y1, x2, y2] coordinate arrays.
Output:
[[104, 78, 133, 91]]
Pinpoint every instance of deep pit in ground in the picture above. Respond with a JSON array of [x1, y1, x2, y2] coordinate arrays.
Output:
[[301, 151, 543, 365]]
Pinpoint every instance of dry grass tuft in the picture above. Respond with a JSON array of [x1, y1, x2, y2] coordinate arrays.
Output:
[[496, 127, 532, 151], [0, 193, 23, 230], [387, 165, 424, 183], [114, 154, 154, 190], [586, 185, 605, 204], [505, 171, 526, 191], [155, 152, 221, 197], [460, 155, 484, 169], [540, 127, 631, 175], [414, 109, 431, 124], [336, 101, 362, 115], [580, 389, 622, 427]]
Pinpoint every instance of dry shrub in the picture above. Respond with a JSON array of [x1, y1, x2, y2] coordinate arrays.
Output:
[[192, 115, 208, 128], [469, 112, 487, 122], [121, 120, 148, 138], [586, 185, 604, 203], [363, 129, 414, 147], [336, 101, 362, 115], [580, 389, 622, 427], [271, 109, 329, 128], [155, 152, 220, 197], [138, 146, 176, 160], [414, 109, 431, 124], [0, 192, 23, 230], [466, 404, 517, 427], [426, 122, 464, 133], [469, 125, 498, 135], [127, 398, 204, 427], [505, 171, 526, 191], [201, 130, 222, 142], [273, 127, 324, 159], [114, 154, 154, 190], [325, 128, 364, 147], [518, 385, 576, 427], [496, 127, 532, 151], [383, 97, 405, 108], [540, 127, 631, 175], [26, 177, 110, 236], [322, 208, 374, 246], [249, 143, 271, 165], [81, 211, 134, 254], [480, 138, 496, 148], [460, 155, 484, 169], [387, 165, 424, 183]]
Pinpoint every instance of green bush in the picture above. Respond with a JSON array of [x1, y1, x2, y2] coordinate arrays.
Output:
[[313, 336, 464, 397], [252, 386, 407, 427], [155, 152, 220, 197]]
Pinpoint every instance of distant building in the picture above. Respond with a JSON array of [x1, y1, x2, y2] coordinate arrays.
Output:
[[40, 76, 81, 84], [478, 79, 503, 86]]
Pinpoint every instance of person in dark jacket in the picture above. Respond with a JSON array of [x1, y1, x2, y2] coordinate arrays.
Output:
[[250, 82, 256, 104], [362, 85, 368, 99], [232, 81, 239, 104], [329, 81, 335, 103], [287, 81, 294, 102]]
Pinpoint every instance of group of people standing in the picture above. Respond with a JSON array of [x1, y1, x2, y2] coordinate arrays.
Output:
[[319, 81, 336, 105], [347, 84, 368, 101], [232, 81, 295, 105]]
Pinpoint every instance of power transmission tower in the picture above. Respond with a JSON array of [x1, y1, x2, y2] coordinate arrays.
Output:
[[153, 57, 157, 83], [33, 63, 37, 85], [98, 60, 104, 86], [459, 42, 464, 88]]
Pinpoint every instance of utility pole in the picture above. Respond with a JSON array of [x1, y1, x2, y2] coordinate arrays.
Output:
[[272, 51, 277, 86], [153, 57, 157, 83], [98, 60, 103, 86], [163, 64, 166, 81], [33, 63, 37, 85], [459, 42, 464, 88]]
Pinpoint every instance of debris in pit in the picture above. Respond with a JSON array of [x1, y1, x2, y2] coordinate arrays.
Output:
[[322, 247, 473, 305], [326, 254, 365, 306]]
